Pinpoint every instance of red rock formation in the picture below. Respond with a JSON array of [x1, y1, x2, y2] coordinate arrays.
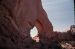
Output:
[[0, 0, 75, 49], [0, 0, 38, 49]]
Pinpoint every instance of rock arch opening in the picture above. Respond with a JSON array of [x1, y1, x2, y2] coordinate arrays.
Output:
[[30, 26, 39, 42]]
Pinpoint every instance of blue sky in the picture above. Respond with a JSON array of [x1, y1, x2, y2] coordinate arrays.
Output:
[[41, 0, 74, 32]]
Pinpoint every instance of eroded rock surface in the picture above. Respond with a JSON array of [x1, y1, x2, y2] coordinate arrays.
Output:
[[0, 0, 75, 49]]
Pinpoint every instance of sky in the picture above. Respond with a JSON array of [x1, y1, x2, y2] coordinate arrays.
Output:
[[30, 0, 74, 37], [41, 0, 74, 32], [30, 27, 38, 38]]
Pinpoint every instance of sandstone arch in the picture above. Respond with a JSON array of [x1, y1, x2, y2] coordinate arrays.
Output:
[[0, 0, 75, 49]]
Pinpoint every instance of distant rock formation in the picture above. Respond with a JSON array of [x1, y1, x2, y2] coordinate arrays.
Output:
[[0, 0, 75, 49]]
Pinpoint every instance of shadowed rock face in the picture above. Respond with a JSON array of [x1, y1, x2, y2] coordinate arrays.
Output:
[[0, 0, 75, 49], [0, 0, 53, 49]]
